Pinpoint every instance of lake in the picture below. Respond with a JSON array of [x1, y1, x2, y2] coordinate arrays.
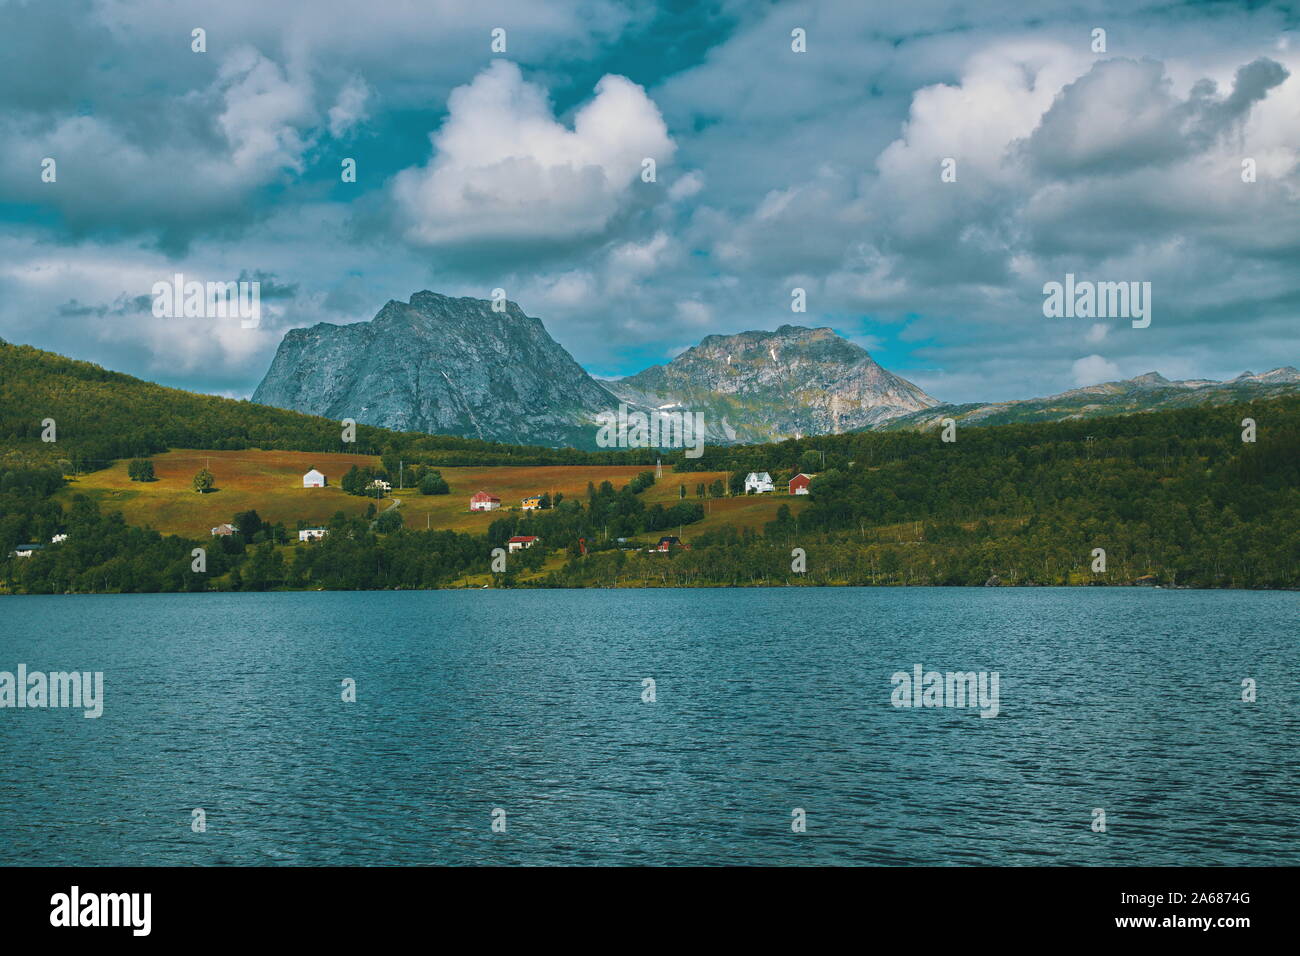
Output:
[[0, 587, 1296, 865]]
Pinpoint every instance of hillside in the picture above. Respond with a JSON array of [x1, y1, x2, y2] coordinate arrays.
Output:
[[0, 338, 661, 471], [58, 448, 757, 539], [3, 391, 1297, 593], [880, 368, 1300, 431]]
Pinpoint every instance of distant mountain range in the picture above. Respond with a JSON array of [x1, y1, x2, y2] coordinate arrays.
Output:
[[252, 292, 939, 447], [879, 367, 1300, 431], [243, 290, 1300, 447]]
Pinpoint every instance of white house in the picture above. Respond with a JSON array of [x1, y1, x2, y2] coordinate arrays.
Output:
[[211, 523, 236, 536], [51, 533, 68, 543], [744, 471, 774, 494], [302, 468, 326, 488], [298, 527, 329, 542], [470, 491, 501, 512], [367, 478, 392, 495], [10, 543, 43, 558], [507, 535, 540, 552]]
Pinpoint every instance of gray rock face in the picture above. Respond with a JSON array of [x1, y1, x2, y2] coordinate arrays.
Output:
[[606, 325, 940, 443], [251, 292, 618, 447], [252, 299, 941, 447]]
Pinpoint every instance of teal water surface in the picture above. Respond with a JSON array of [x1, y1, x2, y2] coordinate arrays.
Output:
[[0, 587, 1296, 865]]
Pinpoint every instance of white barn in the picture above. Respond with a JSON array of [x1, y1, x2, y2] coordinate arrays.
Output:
[[298, 527, 329, 542], [302, 468, 326, 488], [744, 471, 774, 494]]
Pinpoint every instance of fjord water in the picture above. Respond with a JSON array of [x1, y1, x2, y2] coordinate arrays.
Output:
[[0, 588, 1295, 866]]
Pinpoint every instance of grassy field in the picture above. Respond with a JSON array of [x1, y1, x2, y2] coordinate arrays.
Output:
[[57, 448, 806, 539]]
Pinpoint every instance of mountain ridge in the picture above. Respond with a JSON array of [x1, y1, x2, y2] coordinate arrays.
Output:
[[251, 294, 940, 447], [880, 366, 1300, 431]]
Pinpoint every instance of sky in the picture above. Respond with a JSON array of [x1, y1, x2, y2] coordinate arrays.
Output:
[[1, 0, 1298, 405]]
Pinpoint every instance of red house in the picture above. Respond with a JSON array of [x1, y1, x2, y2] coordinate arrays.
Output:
[[470, 491, 501, 512], [789, 473, 813, 495]]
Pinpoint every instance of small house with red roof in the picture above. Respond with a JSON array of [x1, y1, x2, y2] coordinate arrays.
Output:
[[470, 491, 501, 512], [507, 535, 540, 553]]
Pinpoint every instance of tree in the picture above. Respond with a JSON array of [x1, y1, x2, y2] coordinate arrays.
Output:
[[232, 509, 263, 538], [127, 459, 155, 482], [375, 510, 403, 533], [193, 468, 215, 493], [419, 472, 449, 495]]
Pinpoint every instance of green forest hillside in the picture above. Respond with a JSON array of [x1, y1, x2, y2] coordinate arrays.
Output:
[[0, 339, 658, 470], [2, 338, 1298, 592]]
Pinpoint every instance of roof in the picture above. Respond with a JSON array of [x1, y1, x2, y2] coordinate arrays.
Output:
[[14, 543, 43, 550], [657, 536, 680, 544], [747, 471, 772, 481], [301, 527, 328, 532], [507, 535, 539, 543], [471, 491, 500, 500]]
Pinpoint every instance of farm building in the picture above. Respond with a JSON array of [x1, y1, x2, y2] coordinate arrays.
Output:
[[302, 468, 326, 488], [51, 533, 68, 543], [744, 471, 774, 494], [652, 535, 682, 552], [789, 473, 813, 495], [9, 543, 43, 558], [507, 535, 540, 552], [298, 527, 329, 542], [470, 491, 501, 512], [367, 479, 392, 494], [520, 494, 543, 510], [211, 523, 236, 536]]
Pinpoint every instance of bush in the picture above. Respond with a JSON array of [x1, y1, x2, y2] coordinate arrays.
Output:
[[419, 472, 449, 495]]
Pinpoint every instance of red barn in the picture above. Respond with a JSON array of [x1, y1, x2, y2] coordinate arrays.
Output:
[[470, 491, 501, 512], [789, 473, 813, 495]]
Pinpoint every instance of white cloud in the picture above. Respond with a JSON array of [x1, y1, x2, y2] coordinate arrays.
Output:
[[1072, 354, 1121, 385], [391, 61, 674, 246], [1085, 323, 1109, 344], [668, 170, 704, 201], [675, 299, 712, 325], [216, 47, 316, 175], [328, 75, 371, 138]]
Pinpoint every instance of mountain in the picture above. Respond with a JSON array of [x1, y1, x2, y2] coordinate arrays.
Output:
[[248, 291, 1300, 446], [878, 367, 1300, 431], [252, 298, 938, 448], [252, 292, 618, 448], [606, 325, 939, 444]]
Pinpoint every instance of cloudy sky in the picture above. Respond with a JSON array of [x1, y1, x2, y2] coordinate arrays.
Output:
[[2, 0, 1298, 404]]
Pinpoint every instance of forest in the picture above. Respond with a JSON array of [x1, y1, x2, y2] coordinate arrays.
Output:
[[2, 333, 1298, 592]]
